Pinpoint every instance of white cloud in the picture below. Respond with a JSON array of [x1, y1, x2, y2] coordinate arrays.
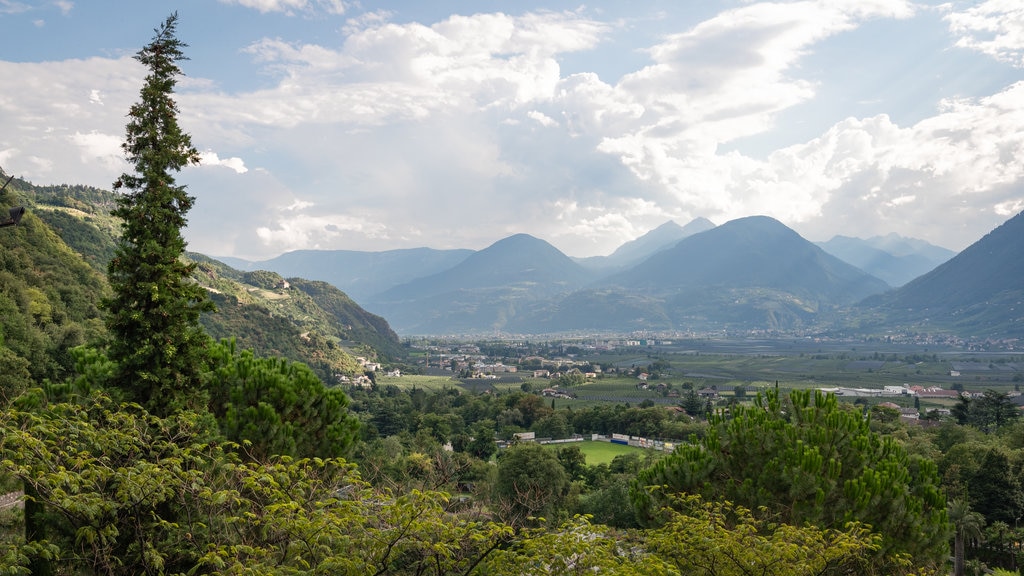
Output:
[[219, 0, 315, 15], [192, 11, 608, 130], [255, 211, 387, 253], [527, 110, 558, 127], [761, 81, 1024, 247], [0, 56, 140, 186], [199, 151, 248, 174], [5, 1, 1024, 261], [946, 0, 1024, 67], [68, 131, 123, 171], [995, 198, 1024, 216], [601, 0, 916, 168], [0, 2, 32, 15], [218, 0, 345, 16]]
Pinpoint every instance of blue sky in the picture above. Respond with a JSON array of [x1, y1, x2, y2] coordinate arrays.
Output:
[[1, 0, 1022, 260]]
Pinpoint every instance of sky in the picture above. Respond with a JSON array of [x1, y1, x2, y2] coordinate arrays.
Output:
[[0, 0, 1022, 260]]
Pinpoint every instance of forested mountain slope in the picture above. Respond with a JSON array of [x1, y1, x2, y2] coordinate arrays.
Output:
[[4, 172, 403, 380], [192, 254, 403, 367], [0, 173, 109, 398]]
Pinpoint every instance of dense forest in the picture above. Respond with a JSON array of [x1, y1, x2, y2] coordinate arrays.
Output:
[[0, 13, 1022, 576]]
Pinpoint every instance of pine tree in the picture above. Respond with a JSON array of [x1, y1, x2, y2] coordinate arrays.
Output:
[[104, 13, 214, 416], [632, 388, 951, 568]]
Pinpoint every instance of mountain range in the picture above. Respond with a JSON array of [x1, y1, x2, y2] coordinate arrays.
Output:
[[816, 234, 955, 287], [227, 214, 983, 336], [10, 171, 1023, 342], [861, 210, 1024, 339]]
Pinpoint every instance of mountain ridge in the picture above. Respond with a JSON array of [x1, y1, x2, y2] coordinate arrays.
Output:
[[860, 210, 1024, 338]]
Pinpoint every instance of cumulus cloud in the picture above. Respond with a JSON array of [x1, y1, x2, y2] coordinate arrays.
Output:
[[199, 151, 248, 174], [598, 1, 917, 187], [4, 1, 1024, 260], [0, 56, 140, 186], [766, 81, 1024, 247], [68, 131, 123, 172], [190, 10, 609, 130], [946, 0, 1024, 67], [527, 110, 558, 127], [255, 211, 388, 253], [149, 2, 1024, 255]]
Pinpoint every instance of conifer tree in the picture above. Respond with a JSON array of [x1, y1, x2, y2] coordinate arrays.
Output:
[[104, 13, 213, 416], [632, 388, 950, 568]]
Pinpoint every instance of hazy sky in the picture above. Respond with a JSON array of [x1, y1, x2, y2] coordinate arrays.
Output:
[[1, 0, 1022, 259]]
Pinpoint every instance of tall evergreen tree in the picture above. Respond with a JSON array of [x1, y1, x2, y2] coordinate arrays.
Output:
[[104, 13, 213, 416]]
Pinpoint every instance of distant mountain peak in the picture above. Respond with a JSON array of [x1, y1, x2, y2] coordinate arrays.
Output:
[[604, 217, 716, 267], [606, 214, 888, 305], [868, 210, 1024, 337], [817, 233, 956, 287]]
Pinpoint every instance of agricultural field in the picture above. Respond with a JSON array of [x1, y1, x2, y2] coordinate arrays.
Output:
[[375, 374, 466, 392], [399, 339, 1023, 414]]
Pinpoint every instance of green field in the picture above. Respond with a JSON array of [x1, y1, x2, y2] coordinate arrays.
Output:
[[375, 374, 465, 392], [569, 440, 645, 465]]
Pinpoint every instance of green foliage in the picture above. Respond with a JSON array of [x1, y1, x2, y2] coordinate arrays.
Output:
[[0, 181, 108, 396], [32, 207, 118, 272], [478, 515, 658, 575], [242, 269, 285, 290], [632, 389, 951, 568], [949, 499, 986, 576], [1, 391, 217, 574], [466, 420, 498, 460], [644, 495, 899, 576], [577, 474, 640, 528], [493, 443, 569, 526], [0, 391, 515, 575], [206, 339, 360, 460], [554, 370, 585, 388], [952, 390, 1020, 433], [103, 13, 215, 416], [288, 277, 404, 359], [192, 254, 399, 380]]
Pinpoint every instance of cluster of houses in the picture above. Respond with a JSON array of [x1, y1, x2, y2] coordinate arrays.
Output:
[[337, 356, 400, 388]]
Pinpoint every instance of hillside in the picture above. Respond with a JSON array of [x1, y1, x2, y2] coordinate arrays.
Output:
[[861, 210, 1024, 338], [7, 174, 404, 380], [191, 255, 403, 376], [0, 172, 110, 397]]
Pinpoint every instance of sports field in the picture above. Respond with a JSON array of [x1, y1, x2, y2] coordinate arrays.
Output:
[[574, 440, 644, 465]]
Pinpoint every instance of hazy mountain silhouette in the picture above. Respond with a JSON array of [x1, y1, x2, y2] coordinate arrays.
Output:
[[605, 216, 889, 302], [510, 216, 891, 333], [862, 211, 1024, 337], [367, 234, 596, 333], [213, 248, 473, 302], [817, 234, 955, 287], [575, 217, 717, 271]]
